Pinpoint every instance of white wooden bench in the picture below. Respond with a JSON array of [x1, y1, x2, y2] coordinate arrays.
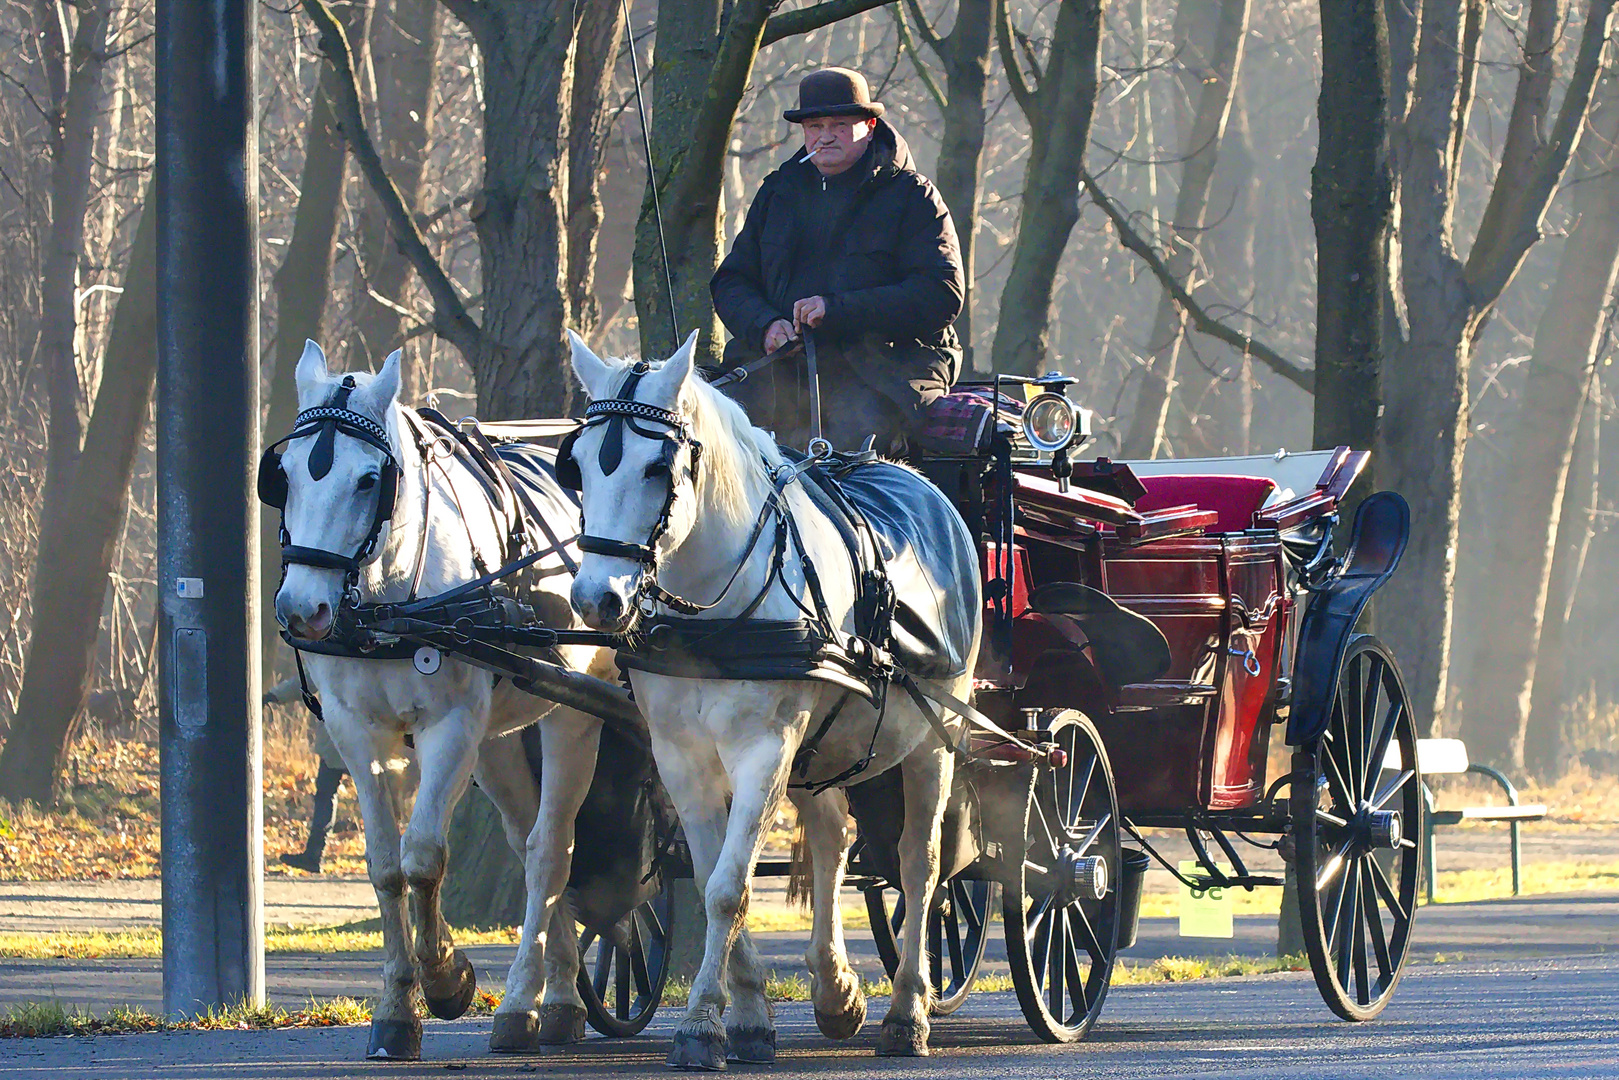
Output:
[[1386, 738, 1546, 902]]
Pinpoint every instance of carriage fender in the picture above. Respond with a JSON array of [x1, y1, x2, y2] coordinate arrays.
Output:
[[1286, 491, 1411, 746]]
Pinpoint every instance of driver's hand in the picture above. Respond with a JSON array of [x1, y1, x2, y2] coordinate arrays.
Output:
[[763, 318, 795, 353], [793, 295, 828, 333]]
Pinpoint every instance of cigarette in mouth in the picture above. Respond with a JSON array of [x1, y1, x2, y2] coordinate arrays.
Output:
[[799, 147, 823, 163]]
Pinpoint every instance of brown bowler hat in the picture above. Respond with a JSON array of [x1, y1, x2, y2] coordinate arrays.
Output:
[[783, 67, 885, 123]]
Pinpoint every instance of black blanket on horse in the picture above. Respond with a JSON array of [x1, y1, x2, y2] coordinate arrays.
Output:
[[800, 457, 979, 682]]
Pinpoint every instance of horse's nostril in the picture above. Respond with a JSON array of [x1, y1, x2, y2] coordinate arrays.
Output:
[[598, 592, 623, 626]]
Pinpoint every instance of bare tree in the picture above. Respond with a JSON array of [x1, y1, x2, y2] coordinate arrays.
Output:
[[989, 0, 1104, 377], [0, 189, 154, 805], [1380, 0, 1615, 747], [1465, 73, 1619, 769], [898, 0, 995, 364], [1118, 0, 1250, 458]]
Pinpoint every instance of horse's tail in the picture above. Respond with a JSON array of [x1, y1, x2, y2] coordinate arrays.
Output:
[[785, 821, 813, 909]]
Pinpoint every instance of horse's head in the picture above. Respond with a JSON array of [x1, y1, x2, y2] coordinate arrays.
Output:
[[267, 340, 403, 641], [565, 330, 703, 631]]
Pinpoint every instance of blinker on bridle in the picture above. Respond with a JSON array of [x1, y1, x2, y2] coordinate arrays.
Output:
[[560, 361, 704, 567], [257, 375, 403, 596]]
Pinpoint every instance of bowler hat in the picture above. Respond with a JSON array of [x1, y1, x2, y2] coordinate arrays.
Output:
[[783, 68, 885, 123]]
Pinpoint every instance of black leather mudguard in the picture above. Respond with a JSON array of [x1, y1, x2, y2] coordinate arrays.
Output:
[[1286, 491, 1411, 746]]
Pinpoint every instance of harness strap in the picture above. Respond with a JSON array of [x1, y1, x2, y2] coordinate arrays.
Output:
[[465, 423, 581, 577], [294, 649, 324, 722]]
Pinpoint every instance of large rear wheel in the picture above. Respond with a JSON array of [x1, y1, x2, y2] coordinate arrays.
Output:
[[1292, 634, 1422, 1021], [576, 881, 676, 1037], [863, 876, 992, 1015], [1001, 711, 1121, 1042]]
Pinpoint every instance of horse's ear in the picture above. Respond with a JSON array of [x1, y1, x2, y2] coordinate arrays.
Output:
[[294, 340, 331, 407], [568, 329, 610, 399], [644, 329, 699, 405], [353, 349, 402, 417]]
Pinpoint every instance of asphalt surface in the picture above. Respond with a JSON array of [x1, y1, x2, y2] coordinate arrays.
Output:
[[2, 954, 1615, 1079]]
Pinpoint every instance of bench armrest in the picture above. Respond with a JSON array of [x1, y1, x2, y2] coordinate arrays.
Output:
[[1467, 762, 1524, 807]]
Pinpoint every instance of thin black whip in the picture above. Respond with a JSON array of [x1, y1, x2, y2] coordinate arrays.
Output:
[[621, 0, 680, 347]]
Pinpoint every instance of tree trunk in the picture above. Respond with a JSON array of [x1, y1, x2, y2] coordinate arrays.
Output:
[[348, 0, 439, 388], [1464, 77, 1619, 769], [1310, 0, 1391, 467], [1523, 381, 1600, 775], [989, 0, 1104, 377], [911, 0, 994, 366], [1119, 0, 1249, 458], [442, 783, 527, 929], [0, 189, 155, 806], [264, 0, 371, 683], [469, 1, 579, 419], [566, 0, 626, 343], [36, 0, 115, 561]]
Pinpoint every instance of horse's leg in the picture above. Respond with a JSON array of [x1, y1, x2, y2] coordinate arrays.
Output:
[[669, 726, 797, 1070], [323, 712, 421, 1060], [401, 707, 484, 1023], [876, 738, 953, 1057], [788, 786, 864, 1040], [484, 710, 601, 1051]]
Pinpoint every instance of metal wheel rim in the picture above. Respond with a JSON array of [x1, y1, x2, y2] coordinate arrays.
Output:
[[1001, 712, 1120, 1043], [575, 885, 674, 1037], [863, 877, 993, 1015], [1294, 635, 1422, 1022]]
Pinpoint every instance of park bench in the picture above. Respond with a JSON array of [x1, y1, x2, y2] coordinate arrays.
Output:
[[1386, 738, 1546, 903]]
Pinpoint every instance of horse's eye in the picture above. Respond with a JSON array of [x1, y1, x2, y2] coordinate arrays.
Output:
[[357, 473, 378, 492], [644, 460, 671, 481]]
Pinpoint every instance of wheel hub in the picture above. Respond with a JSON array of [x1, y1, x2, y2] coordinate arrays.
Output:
[[1058, 849, 1109, 901], [1362, 809, 1402, 850]]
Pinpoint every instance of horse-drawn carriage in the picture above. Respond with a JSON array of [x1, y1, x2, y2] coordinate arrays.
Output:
[[264, 342, 1421, 1060]]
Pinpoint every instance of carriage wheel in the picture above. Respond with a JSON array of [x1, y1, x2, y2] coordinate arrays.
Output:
[[1292, 634, 1423, 1022], [862, 877, 992, 1015], [575, 881, 676, 1037], [1001, 711, 1121, 1043]]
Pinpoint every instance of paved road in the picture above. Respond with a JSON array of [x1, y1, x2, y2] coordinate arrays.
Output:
[[3, 954, 1615, 1079], [3, 892, 1615, 1014]]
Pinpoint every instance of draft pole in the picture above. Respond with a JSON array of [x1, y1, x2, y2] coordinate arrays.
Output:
[[155, 0, 263, 1015]]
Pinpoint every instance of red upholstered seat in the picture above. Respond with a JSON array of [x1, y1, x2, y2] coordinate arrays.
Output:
[[1133, 474, 1278, 534]]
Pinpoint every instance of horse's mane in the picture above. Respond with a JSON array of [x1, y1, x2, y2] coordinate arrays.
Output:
[[600, 353, 780, 528]]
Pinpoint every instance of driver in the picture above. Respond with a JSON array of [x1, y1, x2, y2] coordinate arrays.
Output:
[[711, 67, 965, 455]]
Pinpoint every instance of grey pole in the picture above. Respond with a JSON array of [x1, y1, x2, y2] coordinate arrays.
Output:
[[156, 0, 263, 1016]]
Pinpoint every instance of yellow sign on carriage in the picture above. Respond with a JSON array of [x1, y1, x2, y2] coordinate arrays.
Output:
[[1178, 860, 1235, 938]]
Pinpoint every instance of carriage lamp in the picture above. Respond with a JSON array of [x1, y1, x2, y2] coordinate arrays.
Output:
[[1023, 393, 1081, 454]]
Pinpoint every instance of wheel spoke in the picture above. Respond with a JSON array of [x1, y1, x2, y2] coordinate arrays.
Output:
[[1352, 871, 1371, 1005], [1362, 863, 1393, 984], [1031, 798, 1059, 859], [1323, 852, 1354, 949], [1070, 900, 1106, 963], [1321, 739, 1356, 810], [1064, 910, 1090, 1016], [1074, 811, 1113, 858], [593, 933, 613, 996], [1069, 752, 1097, 829], [1367, 696, 1403, 785], [1047, 901, 1068, 1017], [1316, 808, 1349, 830], [1371, 767, 1414, 811], [616, 940, 632, 1019], [629, 913, 655, 998], [1365, 850, 1410, 926], [1314, 834, 1356, 892], [1341, 654, 1366, 802], [945, 899, 965, 982], [1333, 861, 1361, 989]]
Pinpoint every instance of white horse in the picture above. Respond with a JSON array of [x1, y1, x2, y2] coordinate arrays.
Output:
[[269, 341, 614, 1059], [565, 331, 980, 1064]]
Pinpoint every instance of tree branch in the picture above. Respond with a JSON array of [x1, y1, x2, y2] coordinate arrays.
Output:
[[895, 1, 948, 112], [304, 0, 482, 359], [995, 0, 1036, 117], [903, 0, 945, 52], [1466, 0, 1618, 307], [1081, 169, 1315, 393], [762, 0, 895, 46]]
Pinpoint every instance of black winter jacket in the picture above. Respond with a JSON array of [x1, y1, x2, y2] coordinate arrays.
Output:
[[711, 121, 964, 432]]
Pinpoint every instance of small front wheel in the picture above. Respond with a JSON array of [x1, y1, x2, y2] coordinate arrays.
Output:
[[1000, 711, 1121, 1042], [863, 876, 992, 1015]]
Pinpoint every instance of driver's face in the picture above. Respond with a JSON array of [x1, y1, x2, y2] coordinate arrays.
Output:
[[799, 116, 874, 176]]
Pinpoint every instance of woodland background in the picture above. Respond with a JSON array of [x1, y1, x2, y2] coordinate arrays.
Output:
[[0, 0, 1616, 845]]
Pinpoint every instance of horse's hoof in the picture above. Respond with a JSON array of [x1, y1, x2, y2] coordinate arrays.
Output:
[[537, 1003, 587, 1045], [490, 1011, 541, 1054], [726, 1026, 776, 1064], [874, 1018, 929, 1058], [814, 993, 867, 1040], [668, 1028, 728, 1071], [366, 1017, 423, 1060], [423, 950, 477, 1021]]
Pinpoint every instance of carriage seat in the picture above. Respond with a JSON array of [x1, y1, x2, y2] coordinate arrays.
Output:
[[1132, 474, 1277, 535]]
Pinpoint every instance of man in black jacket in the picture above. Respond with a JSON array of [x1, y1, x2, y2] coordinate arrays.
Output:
[[711, 68, 965, 454]]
